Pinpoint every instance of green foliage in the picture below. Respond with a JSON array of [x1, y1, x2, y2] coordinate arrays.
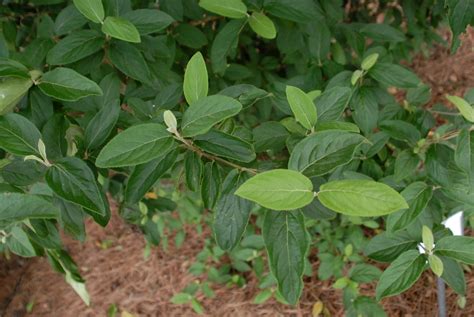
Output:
[[0, 0, 472, 314]]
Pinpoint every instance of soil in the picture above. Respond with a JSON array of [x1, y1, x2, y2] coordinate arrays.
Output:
[[1, 29, 473, 317]]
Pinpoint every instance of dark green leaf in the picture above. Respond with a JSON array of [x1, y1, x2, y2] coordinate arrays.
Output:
[[211, 19, 245, 75], [379, 120, 421, 144], [84, 99, 121, 151], [369, 63, 421, 88], [360, 23, 405, 42], [253, 121, 289, 152], [435, 236, 474, 264], [264, 0, 322, 23], [184, 151, 203, 192], [0, 77, 33, 115], [263, 210, 309, 305], [124, 148, 177, 204], [201, 162, 221, 209], [0, 58, 30, 78], [47, 30, 105, 65], [376, 250, 425, 300], [439, 255, 466, 296], [194, 129, 256, 163], [96, 123, 174, 168], [0, 193, 59, 228], [315, 87, 351, 122], [394, 149, 420, 182], [7, 226, 36, 257], [122, 9, 174, 35], [364, 231, 418, 262], [387, 182, 432, 232], [56, 198, 86, 242], [0, 113, 41, 156], [54, 5, 88, 36], [46, 157, 110, 226], [181, 95, 242, 137], [39, 67, 103, 101], [213, 170, 252, 250], [288, 130, 365, 177], [1, 160, 45, 186], [349, 264, 382, 283], [108, 41, 152, 85]]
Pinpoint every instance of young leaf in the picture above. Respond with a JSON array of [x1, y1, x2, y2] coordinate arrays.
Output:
[[73, 0, 104, 23], [447, 95, 474, 122], [318, 180, 408, 217], [0, 193, 59, 228], [38, 67, 102, 101], [285, 85, 317, 130], [213, 170, 252, 250], [46, 157, 110, 226], [428, 254, 444, 277], [0, 113, 41, 156], [361, 53, 379, 71], [96, 123, 174, 168], [47, 30, 105, 65], [183, 52, 208, 105], [125, 148, 177, 204], [375, 250, 425, 300], [249, 12, 276, 39], [263, 210, 309, 305], [101, 17, 141, 43], [235, 169, 314, 210], [181, 95, 242, 137], [288, 130, 365, 177], [194, 129, 256, 163], [199, 0, 248, 19], [435, 236, 474, 264], [422, 225, 434, 252]]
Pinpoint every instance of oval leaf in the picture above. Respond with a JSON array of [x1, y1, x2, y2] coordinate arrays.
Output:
[[286, 85, 317, 130], [96, 123, 174, 168], [235, 169, 314, 210], [38, 67, 102, 101], [181, 95, 242, 137], [318, 179, 408, 217], [0, 113, 41, 156], [183, 52, 208, 105], [101, 17, 141, 43], [199, 0, 248, 19], [47, 30, 105, 65], [249, 12, 276, 39], [0, 193, 59, 228], [73, 0, 104, 23]]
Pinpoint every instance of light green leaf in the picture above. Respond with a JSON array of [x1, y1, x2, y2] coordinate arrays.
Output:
[[249, 12, 276, 39], [101, 17, 141, 43], [38, 67, 102, 101], [263, 210, 309, 305], [318, 179, 408, 217], [447, 95, 474, 122], [435, 236, 474, 264], [235, 169, 313, 210], [0, 193, 59, 229], [288, 130, 365, 177], [199, 0, 248, 19], [96, 123, 174, 168], [73, 0, 104, 23], [361, 53, 379, 71], [183, 52, 208, 105], [428, 254, 444, 277], [181, 95, 242, 137], [285, 85, 317, 130], [375, 250, 425, 300], [422, 225, 434, 252]]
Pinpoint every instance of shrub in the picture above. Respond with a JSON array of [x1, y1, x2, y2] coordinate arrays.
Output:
[[0, 0, 473, 314]]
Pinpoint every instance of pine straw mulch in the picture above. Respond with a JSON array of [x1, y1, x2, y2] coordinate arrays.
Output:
[[1, 28, 474, 317]]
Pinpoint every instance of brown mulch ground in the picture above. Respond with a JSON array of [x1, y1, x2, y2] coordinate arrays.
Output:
[[1, 29, 474, 317]]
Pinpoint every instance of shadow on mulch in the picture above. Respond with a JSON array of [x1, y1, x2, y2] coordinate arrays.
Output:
[[1, 29, 474, 317]]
